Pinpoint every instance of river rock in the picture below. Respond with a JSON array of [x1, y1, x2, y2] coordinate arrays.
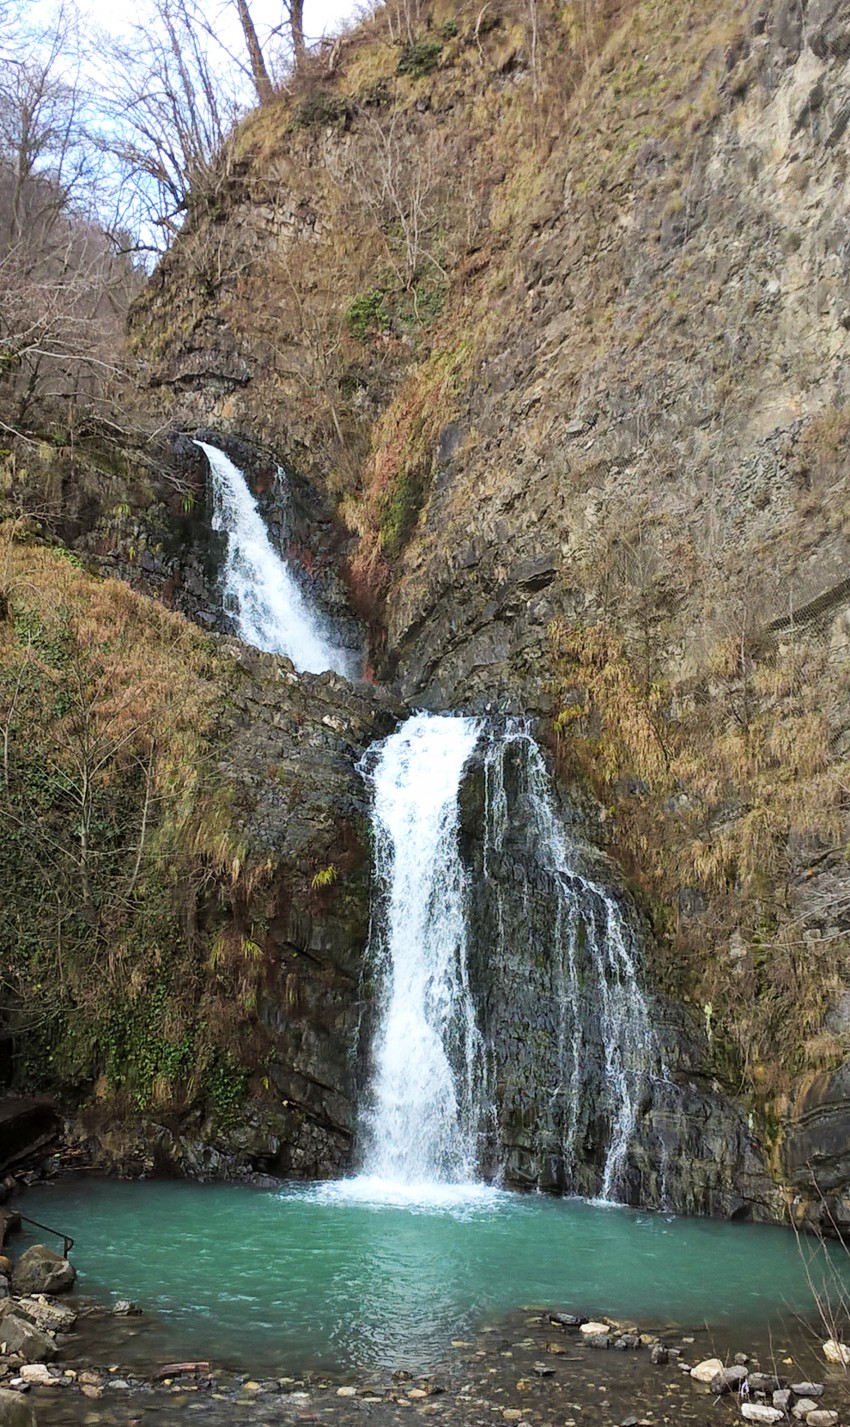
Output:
[[19, 1365, 52, 1383], [0, 1309, 57, 1362], [548, 1312, 586, 1329], [614, 1334, 641, 1350], [822, 1340, 850, 1365], [793, 1400, 821, 1419], [691, 1358, 725, 1383], [741, 1406, 785, 1424], [0, 1389, 36, 1427], [650, 1345, 669, 1365], [12, 1246, 75, 1296], [588, 1334, 612, 1349], [749, 1375, 786, 1393], [15, 1297, 76, 1333], [791, 1385, 824, 1398], [805, 1413, 838, 1427], [711, 1366, 749, 1393], [579, 1322, 611, 1336], [773, 1389, 793, 1412]]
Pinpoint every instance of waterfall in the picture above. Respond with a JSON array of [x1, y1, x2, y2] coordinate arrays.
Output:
[[353, 711, 667, 1202], [481, 720, 668, 1201], [358, 712, 486, 1186], [195, 441, 352, 677]]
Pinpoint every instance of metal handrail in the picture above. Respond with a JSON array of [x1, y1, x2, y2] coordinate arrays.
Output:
[[13, 1213, 74, 1258]]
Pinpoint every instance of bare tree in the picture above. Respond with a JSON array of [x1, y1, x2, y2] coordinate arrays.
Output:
[[0, 2, 138, 432], [93, 0, 244, 247]]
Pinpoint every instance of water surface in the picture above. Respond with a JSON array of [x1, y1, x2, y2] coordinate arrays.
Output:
[[19, 1178, 844, 1376]]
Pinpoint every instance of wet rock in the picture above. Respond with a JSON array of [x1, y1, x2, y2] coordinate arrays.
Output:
[[614, 1335, 641, 1350], [15, 1297, 76, 1333], [741, 1406, 785, 1425], [749, 1374, 786, 1393], [12, 1246, 75, 1297], [112, 1300, 141, 1316], [711, 1366, 749, 1393], [691, 1358, 725, 1383], [0, 1388, 36, 1427], [650, 1345, 669, 1365], [548, 1312, 586, 1329], [0, 1308, 57, 1362], [587, 1334, 612, 1349]]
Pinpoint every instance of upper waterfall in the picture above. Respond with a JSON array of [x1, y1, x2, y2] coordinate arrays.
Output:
[[358, 712, 486, 1187], [195, 441, 352, 677]]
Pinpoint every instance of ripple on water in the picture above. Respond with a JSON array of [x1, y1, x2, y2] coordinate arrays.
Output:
[[14, 1177, 848, 1378]]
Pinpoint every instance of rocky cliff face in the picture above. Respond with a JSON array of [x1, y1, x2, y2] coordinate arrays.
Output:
[[14, 0, 850, 1220]]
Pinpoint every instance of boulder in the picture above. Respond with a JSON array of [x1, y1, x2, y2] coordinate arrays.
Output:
[[741, 1407, 784, 1425], [12, 1247, 75, 1297], [579, 1321, 611, 1336], [0, 1309, 57, 1362], [691, 1358, 725, 1383], [0, 1389, 37, 1427]]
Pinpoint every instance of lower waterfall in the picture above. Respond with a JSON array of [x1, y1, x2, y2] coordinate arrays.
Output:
[[480, 720, 669, 1201], [355, 711, 670, 1202], [357, 712, 486, 1185]]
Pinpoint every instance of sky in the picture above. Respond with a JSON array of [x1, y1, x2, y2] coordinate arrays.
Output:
[[64, 0, 361, 49]]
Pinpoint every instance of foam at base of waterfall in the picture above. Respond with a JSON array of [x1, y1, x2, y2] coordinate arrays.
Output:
[[195, 440, 352, 677], [308, 1175, 508, 1216]]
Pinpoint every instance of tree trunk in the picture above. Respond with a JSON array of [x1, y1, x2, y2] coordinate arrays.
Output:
[[289, 0, 306, 66], [235, 0, 275, 104]]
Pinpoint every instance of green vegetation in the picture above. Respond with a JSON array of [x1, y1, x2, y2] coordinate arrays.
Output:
[[396, 37, 442, 77], [345, 290, 390, 341]]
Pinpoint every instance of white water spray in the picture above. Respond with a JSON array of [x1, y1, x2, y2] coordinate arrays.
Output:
[[358, 713, 486, 1187], [482, 720, 668, 1201], [196, 441, 351, 676]]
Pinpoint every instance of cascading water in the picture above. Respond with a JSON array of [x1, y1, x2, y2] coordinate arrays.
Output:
[[480, 719, 669, 1201], [352, 710, 668, 1203], [195, 441, 352, 677], [357, 712, 486, 1187]]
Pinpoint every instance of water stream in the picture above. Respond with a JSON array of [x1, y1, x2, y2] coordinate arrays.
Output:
[[481, 720, 669, 1201], [345, 711, 670, 1205], [196, 441, 351, 676], [356, 713, 485, 1188]]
